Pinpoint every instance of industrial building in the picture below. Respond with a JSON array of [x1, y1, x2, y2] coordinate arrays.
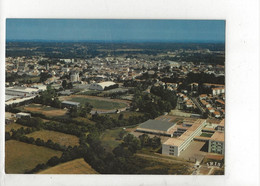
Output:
[[89, 81, 116, 91], [6, 87, 40, 97], [61, 100, 80, 109], [136, 119, 176, 137]]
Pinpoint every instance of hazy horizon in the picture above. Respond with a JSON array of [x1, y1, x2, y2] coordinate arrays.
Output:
[[6, 19, 225, 43]]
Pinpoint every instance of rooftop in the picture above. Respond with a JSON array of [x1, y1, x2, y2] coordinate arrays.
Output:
[[219, 119, 225, 127], [211, 131, 224, 142], [61, 100, 80, 106], [163, 119, 206, 147], [137, 119, 175, 132]]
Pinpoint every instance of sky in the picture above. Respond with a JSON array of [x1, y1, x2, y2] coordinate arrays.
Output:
[[6, 19, 225, 43]]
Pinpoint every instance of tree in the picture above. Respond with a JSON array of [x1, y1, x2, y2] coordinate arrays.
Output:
[[139, 134, 150, 147], [78, 102, 93, 117], [47, 156, 60, 166], [40, 72, 52, 82], [150, 136, 161, 149], [123, 134, 141, 153], [5, 132, 11, 141], [62, 80, 67, 89], [118, 113, 124, 120], [67, 82, 73, 89]]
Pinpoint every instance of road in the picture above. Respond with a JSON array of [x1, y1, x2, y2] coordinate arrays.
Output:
[[191, 97, 206, 114]]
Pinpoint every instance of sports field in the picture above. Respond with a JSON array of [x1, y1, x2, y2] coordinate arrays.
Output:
[[5, 140, 62, 174], [26, 130, 79, 147], [60, 95, 130, 110], [22, 104, 67, 117], [38, 158, 98, 174]]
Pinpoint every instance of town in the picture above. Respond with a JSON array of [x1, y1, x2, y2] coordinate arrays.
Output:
[[5, 42, 225, 175]]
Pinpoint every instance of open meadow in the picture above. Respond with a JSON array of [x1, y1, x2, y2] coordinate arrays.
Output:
[[21, 104, 67, 117], [38, 158, 97, 174], [26, 130, 79, 147], [5, 140, 62, 173], [5, 123, 30, 132], [100, 127, 127, 152]]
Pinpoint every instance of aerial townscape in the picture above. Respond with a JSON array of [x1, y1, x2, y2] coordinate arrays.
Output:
[[5, 20, 225, 175]]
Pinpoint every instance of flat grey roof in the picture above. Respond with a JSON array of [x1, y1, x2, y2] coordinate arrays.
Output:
[[5, 95, 20, 101], [138, 119, 175, 132], [61, 100, 80, 106]]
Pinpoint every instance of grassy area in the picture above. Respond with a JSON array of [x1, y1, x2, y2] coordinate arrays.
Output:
[[77, 90, 101, 96], [73, 117, 96, 125], [212, 168, 224, 175], [101, 111, 144, 120], [200, 132, 213, 137], [38, 158, 98, 174], [133, 155, 192, 175], [68, 97, 128, 110], [100, 127, 127, 152], [5, 123, 30, 133], [5, 140, 62, 174], [26, 130, 79, 147], [21, 104, 67, 117]]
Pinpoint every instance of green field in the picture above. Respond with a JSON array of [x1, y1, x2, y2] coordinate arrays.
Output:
[[26, 130, 79, 147], [68, 97, 128, 110], [73, 117, 96, 125], [101, 111, 144, 120], [38, 158, 98, 174], [100, 127, 127, 152], [133, 155, 192, 175], [5, 140, 62, 174], [5, 123, 30, 133], [77, 90, 101, 96]]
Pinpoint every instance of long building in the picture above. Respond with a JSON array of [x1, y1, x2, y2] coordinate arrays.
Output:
[[6, 87, 40, 97], [162, 119, 207, 156]]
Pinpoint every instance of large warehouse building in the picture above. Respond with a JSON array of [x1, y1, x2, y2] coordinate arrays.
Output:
[[6, 87, 40, 97], [89, 81, 116, 91], [136, 119, 177, 137]]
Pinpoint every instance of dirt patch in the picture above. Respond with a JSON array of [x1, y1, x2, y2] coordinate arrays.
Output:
[[23, 104, 67, 117]]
